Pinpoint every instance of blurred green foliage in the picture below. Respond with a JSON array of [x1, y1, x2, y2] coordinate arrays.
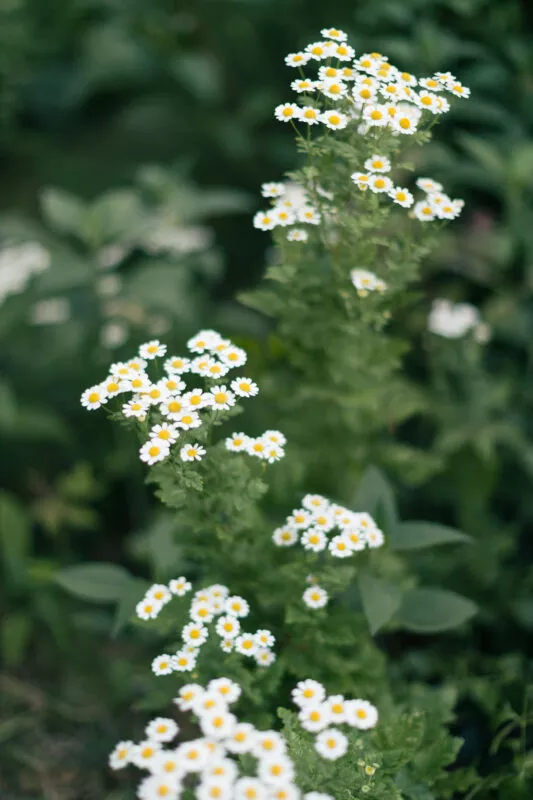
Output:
[[1, 0, 533, 797]]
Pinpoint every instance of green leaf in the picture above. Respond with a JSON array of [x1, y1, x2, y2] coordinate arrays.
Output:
[[390, 521, 472, 551], [397, 588, 478, 633], [352, 465, 397, 532], [358, 570, 404, 635], [54, 563, 133, 603], [1, 612, 32, 667], [40, 188, 86, 236], [0, 492, 31, 584]]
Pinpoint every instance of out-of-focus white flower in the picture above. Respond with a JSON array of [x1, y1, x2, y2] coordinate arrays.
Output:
[[428, 299, 489, 340]]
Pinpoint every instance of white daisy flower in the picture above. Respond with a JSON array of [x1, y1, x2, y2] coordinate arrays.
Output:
[[142, 380, 171, 406], [255, 648, 276, 667], [150, 751, 183, 779], [413, 200, 437, 221], [220, 638, 234, 653], [152, 654, 174, 676], [225, 595, 250, 618], [187, 331, 219, 353], [288, 508, 312, 529], [175, 410, 202, 430], [108, 740, 134, 770], [225, 722, 257, 754], [124, 373, 151, 394], [169, 576, 192, 596], [303, 585, 329, 609], [362, 104, 389, 126], [200, 710, 237, 741], [390, 106, 419, 134], [160, 395, 188, 420], [298, 105, 321, 125], [364, 154, 391, 173], [253, 730, 287, 758], [254, 629, 275, 648], [174, 683, 204, 711], [397, 70, 418, 87], [145, 717, 179, 743], [315, 728, 348, 760], [272, 526, 298, 547], [182, 621, 208, 647], [161, 375, 186, 394], [164, 355, 190, 374], [320, 110, 349, 130], [270, 208, 295, 228], [292, 679, 326, 707], [234, 778, 267, 800], [305, 41, 331, 60], [81, 385, 107, 411], [274, 103, 300, 122], [264, 443, 285, 463], [138, 775, 181, 800], [344, 528, 367, 551], [297, 205, 321, 225], [146, 584, 172, 605], [369, 175, 394, 194], [219, 346, 247, 368], [136, 598, 162, 620], [180, 443, 205, 462], [287, 228, 309, 242], [299, 702, 332, 732], [415, 91, 440, 113], [351, 171, 371, 190], [366, 528, 385, 548], [261, 182, 285, 198], [235, 633, 258, 656], [182, 389, 212, 411], [284, 52, 311, 68], [190, 601, 215, 624], [311, 509, 335, 532], [208, 677, 241, 704], [258, 755, 295, 785], [175, 739, 210, 772], [208, 385, 235, 411], [100, 377, 126, 397], [247, 438, 268, 459], [139, 439, 171, 466], [230, 377, 259, 398], [446, 80, 470, 98], [345, 699, 379, 729], [352, 81, 379, 104], [331, 41, 354, 60], [262, 429, 287, 446], [150, 423, 179, 444], [139, 340, 166, 360], [326, 695, 347, 724], [302, 494, 330, 512], [329, 535, 353, 557], [253, 210, 278, 231], [301, 527, 327, 552], [320, 27, 347, 41], [172, 650, 197, 672], [389, 186, 414, 207], [290, 78, 316, 94], [225, 432, 250, 452], [131, 740, 162, 769], [319, 79, 348, 100], [416, 177, 443, 193]]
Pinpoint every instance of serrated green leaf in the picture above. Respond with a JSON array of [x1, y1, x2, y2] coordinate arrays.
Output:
[[40, 188, 86, 236], [54, 563, 133, 603], [390, 521, 472, 551], [358, 570, 404, 635], [397, 588, 478, 633]]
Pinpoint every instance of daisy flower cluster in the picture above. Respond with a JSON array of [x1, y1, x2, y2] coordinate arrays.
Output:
[[135, 580, 276, 674], [351, 165, 464, 221], [110, 677, 333, 800], [253, 181, 320, 237], [272, 494, 384, 611], [278, 28, 469, 137], [292, 679, 378, 762], [80, 330, 285, 466]]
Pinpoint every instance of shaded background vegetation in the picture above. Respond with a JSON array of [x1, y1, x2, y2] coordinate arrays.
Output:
[[1, 0, 532, 798]]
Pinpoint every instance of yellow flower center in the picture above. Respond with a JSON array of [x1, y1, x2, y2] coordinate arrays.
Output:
[[396, 192, 406, 201], [374, 179, 386, 189], [372, 160, 384, 168], [309, 534, 320, 544], [147, 345, 158, 353], [311, 46, 323, 56], [271, 765, 282, 776], [328, 83, 341, 94], [88, 392, 99, 403], [399, 117, 411, 129], [328, 114, 341, 125], [172, 359, 184, 368], [282, 108, 294, 118], [332, 703, 343, 713], [210, 789, 222, 799], [262, 216, 272, 224], [187, 750, 198, 760], [142, 747, 154, 758], [166, 380, 178, 390], [303, 688, 314, 698], [181, 415, 193, 424], [118, 748, 127, 759], [253, 443, 264, 452], [158, 430, 171, 440], [107, 382, 119, 393], [311, 592, 321, 601], [370, 110, 383, 120], [148, 446, 161, 457], [421, 95, 433, 105], [324, 67, 337, 77], [326, 738, 337, 749], [235, 731, 246, 742], [310, 710, 320, 721], [131, 378, 143, 389], [242, 639, 253, 649], [303, 109, 317, 119], [214, 392, 227, 404], [357, 708, 368, 718]]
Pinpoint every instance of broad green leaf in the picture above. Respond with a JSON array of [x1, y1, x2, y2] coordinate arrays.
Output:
[[358, 570, 404, 635], [1, 612, 32, 667], [352, 465, 397, 532], [54, 563, 133, 603], [40, 188, 86, 236], [397, 588, 477, 633], [390, 521, 472, 551], [0, 492, 31, 584]]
